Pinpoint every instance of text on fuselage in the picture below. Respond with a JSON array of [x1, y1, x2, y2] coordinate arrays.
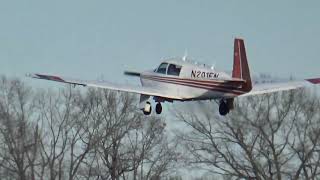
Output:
[[191, 70, 219, 79]]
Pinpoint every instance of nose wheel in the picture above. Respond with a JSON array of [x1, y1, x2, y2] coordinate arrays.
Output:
[[156, 103, 162, 114], [143, 102, 152, 115]]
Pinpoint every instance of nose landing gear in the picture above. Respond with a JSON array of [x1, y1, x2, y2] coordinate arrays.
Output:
[[143, 102, 152, 115], [142, 102, 162, 115]]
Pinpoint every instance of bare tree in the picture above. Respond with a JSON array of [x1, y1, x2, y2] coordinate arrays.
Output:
[[175, 89, 320, 180], [35, 87, 100, 180], [0, 76, 180, 180], [288, 90, 320, 179], [0, 76, 41, 180], [84, 89, 162, 180], [75, 88, 178, 180], [143, 137, 179, 180], [36, 88, 74, 180], [126, 115, 178, 180]]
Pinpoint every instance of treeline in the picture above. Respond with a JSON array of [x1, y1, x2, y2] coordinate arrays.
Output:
[[0, 76, 320, 180], [0, 76, 179, 180]]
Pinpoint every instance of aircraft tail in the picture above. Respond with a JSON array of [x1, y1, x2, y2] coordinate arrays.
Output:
[[232, 38, 252, 92]]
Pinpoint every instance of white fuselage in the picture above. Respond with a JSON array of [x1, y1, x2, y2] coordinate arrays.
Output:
[[139, 59, 245, 101]]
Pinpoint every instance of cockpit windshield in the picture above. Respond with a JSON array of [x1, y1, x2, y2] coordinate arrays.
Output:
[[167, 64, 182, 76], [155, 63, 182, 76], [156, 63, 168, 74]]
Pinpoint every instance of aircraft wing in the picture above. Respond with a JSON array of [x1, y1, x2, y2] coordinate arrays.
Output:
[[27, 73, 183, 100], [240, 78, 320, 97]]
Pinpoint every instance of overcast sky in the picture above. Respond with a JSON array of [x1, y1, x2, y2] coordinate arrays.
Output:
[[1, 0, 319, 85], [1, 2, 319, 177]]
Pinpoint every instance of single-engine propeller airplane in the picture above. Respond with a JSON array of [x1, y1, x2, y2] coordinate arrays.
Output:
[[28, 38, 320, 116]]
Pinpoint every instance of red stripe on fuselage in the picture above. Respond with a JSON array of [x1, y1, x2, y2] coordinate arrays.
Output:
[[142, 75, 246, 95], [142, 75, 244, 89], [149, 76, 244, 92], [144, 75, 242, 87]]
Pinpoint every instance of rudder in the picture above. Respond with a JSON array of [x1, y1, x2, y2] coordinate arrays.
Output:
[[232, 38, 252, 92]]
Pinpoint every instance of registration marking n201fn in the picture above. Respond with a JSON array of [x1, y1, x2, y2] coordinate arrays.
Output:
[[191, 70, 219, 79]]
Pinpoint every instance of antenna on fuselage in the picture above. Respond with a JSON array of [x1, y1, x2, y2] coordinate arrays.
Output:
[[182, 50, 188, 61], [211, 63, 216, 70], [210, 64, 216, 70]]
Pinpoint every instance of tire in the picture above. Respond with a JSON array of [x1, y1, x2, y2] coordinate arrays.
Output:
[[219, 101, 229, 116], [156, 103, 162, 114]]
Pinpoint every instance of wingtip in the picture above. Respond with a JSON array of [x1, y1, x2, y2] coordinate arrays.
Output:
[[306, 78, 320, 84]]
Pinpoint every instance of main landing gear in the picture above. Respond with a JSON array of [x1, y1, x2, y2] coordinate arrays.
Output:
[[155, 103, 162, 114], [219, 100, 229, 116], [219, 99, 234, 116], [142, 102, 162, 115]]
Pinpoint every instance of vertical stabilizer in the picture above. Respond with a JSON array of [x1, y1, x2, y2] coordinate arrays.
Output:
[[232, 38, 252, 92]]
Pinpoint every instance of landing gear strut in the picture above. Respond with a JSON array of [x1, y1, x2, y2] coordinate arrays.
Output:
[[143, 102, 152, 115], [219, 100, 230, 116], [156, 103, 162, 114]]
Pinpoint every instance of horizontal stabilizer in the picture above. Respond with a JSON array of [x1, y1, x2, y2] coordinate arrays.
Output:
[[227, 78, 246, 82], [240, 77, 320, 97]]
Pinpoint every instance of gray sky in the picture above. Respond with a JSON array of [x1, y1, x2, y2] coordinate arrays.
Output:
[[1, 0, 320, 85]]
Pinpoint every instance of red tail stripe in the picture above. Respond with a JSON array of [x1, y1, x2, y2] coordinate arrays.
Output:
[[233, 39, 242, 78]]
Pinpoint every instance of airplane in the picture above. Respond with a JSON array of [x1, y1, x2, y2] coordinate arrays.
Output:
[[27, 38, 320, 116]]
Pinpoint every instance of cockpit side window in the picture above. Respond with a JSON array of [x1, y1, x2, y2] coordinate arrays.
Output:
[[156, 63, 168, 74], [167, 64, 182, 76]]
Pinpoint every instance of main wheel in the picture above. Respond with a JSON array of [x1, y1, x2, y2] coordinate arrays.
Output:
[[143, 102, 152, 115], [219, 101, 229, 116], [156, 103, 162, 114]]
